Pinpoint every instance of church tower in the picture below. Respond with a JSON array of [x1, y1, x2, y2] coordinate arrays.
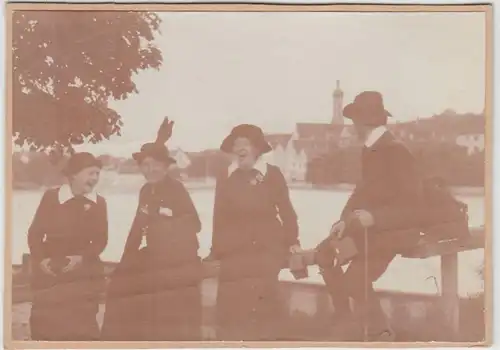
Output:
[[332, 80, 344, 125]]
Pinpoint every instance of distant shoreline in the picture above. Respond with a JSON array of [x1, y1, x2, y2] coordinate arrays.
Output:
[[13, 169, 485, 196], [13, 181, 485, 197], [288, 183, 485, 197]]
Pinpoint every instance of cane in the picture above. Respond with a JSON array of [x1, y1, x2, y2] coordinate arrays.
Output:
[[363, 227, 369, 342]]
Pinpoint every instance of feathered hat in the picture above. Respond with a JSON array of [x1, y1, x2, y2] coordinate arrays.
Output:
[[132, 117, 176, 165]]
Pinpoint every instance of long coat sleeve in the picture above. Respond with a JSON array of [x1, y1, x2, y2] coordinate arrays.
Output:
[[273, 168, 300, 247], [340, 133, 424, 235], [27, 191, 52, 263], [367, 144, 424, 232], [210, 174, 227, 260], [162, 180, 202, 235], [102, 176, 202, 341], [120, 177, 201, 263], [82, 196, 108, 261], [211, 164, 299, 259], [120, 186, 149, 263]]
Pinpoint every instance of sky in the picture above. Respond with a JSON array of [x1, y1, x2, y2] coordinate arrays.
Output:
[[74, 11, 486, 156]]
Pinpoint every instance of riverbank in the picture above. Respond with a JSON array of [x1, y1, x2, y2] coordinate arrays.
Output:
[[13, 179, 485, 196], [287, 182, 485, 197]]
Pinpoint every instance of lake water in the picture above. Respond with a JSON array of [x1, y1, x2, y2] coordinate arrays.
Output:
[[11, 185, 485, 297]]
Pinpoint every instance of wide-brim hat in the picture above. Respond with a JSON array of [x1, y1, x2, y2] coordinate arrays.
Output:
[[63, 152, 102, 176], [343, 91, 392, 126], [220, 124, 272, 154], [132, 142, 176, 165]]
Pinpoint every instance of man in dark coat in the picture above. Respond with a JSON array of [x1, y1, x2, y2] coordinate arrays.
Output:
[[316, 91, 424, 341]]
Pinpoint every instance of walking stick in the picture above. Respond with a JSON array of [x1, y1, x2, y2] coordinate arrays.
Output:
[[363, 227, 369, 342]]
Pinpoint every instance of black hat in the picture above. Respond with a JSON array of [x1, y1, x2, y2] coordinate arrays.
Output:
[[132, 142, 176, 165], [343, 91, 392, 126], [220, 124, 272, 154], [63, 152, 102, 177], [132, 117, 176, 165]]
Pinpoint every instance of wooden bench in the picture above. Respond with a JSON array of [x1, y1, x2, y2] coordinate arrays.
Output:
[[269, 226, 485, 339], [400, 226, 485, 338]]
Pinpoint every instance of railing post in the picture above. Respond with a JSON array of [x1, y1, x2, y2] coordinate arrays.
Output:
[[21, 253, 31, 276], [441, 252, 460, 340]]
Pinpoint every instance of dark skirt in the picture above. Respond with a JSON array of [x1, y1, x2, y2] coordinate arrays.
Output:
[[215, 248, 288, 341], [29, 260, 104, 341], [101, 248, 203, 341]]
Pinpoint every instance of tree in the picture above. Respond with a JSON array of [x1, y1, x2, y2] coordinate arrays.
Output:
[[12, 11, 163, 155], [185, 154, 207, 179], [186, 151, 231, 179]]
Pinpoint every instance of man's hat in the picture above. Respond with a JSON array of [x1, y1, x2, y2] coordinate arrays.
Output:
[[220, 124, 272, 154], [343, 91, 392, 126], [132, 117, 176, 165]]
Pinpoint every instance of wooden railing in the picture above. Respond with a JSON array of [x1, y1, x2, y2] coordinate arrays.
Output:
[[12, 226, 485, 340]]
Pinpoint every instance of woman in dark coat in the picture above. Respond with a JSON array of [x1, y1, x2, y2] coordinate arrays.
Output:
[[101, 118, 203, 341], [27, 152, 108, 341], [208, 124, 301, 341]]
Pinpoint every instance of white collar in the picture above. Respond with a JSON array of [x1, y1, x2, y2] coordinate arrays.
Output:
[[365, 126, 388, 148], [58, 184, 98, 204], [228, 158, 268, 177]]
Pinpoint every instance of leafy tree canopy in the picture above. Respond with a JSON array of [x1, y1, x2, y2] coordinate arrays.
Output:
[[12, 10, 163, 156]]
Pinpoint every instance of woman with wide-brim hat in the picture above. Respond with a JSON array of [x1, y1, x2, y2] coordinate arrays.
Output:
[[27, 152, 108, 340], [208, 124, 301, 340], [101, 118, 203, 341]]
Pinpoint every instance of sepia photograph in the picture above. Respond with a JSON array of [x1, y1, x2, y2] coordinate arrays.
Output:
[[4, 2, 492, 348]]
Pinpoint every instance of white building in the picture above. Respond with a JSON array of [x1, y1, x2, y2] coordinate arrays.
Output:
[[456, 134, 485, 156], [263, 80, 360, 182], [264, 125, 356, 183], [264, 133, 308, 182], [170, 148, 191, 169]]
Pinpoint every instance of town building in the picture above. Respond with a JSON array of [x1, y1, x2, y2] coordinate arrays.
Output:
[[388, 110, 485, 156], [264, 80, 356, 182], [262, 133, 308, 182], [455, 134, 485, 156], [170, 148, 191, 169]]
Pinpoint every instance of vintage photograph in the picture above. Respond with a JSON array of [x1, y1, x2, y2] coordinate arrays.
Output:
[[5, 3, 491, 347]]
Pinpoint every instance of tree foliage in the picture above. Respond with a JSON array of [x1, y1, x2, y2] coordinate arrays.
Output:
[[12, 152, 64, 188], [185, 151, 231, 179], [306, 142, 484, 187], [306, 112, 485, 187], [12, 10, 163, 155]]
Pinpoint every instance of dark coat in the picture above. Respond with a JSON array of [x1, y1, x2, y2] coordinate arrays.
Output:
[[27, 188, 108, 341], [317, 131, 424, 333], [101, 176, 203, 341], [210, 164, 299, 340], [340, 131, 423, 253]]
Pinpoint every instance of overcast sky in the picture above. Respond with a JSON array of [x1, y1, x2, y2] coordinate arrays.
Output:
[[74, 11, 485, 156]]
